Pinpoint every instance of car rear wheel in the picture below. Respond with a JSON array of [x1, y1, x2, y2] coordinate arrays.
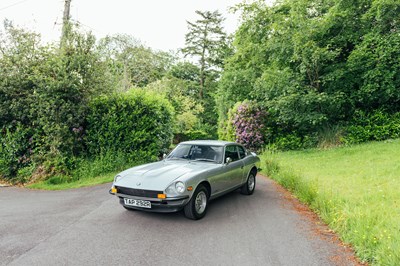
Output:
[[184, 185, 209, 220], [241, 172, 256, 195]]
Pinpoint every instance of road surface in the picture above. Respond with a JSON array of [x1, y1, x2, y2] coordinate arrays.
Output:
[[0, 175, 356, 265]]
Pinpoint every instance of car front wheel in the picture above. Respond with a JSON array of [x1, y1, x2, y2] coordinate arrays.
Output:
[[241, 172, 256, 195], [184, 185, 209, 220]]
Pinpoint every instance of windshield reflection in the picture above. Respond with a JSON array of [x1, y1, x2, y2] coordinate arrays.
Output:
[[167, 144, 223, 164]]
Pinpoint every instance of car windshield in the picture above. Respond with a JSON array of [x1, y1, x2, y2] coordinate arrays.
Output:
[[167, 144, 223, 164]]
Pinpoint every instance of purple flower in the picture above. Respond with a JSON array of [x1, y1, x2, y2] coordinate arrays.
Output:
[[72, 126, 83, 134], [231, 101, 268, 151]]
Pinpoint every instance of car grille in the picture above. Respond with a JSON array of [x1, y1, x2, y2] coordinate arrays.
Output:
[[115, 186, 162, 198]]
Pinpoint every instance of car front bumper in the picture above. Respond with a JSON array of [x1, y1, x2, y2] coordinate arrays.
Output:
[[112, 191, 190, 213]]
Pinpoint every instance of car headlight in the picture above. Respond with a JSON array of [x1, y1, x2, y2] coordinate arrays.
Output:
[[114, 175, 123, 183], [175, 182, 185, 194], [165, 181, 186, 196]]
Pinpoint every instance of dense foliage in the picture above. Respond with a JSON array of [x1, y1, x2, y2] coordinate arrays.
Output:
[[343, 110, 400, 144], [85, 90, 174, 160], [182, 10, 231, 137], [145, 63, 206, 140], [0, 23, 175, 182], [98, 34, 174, 91], [220, 101, 268, 151], [1, 1, 400, 182], [217, 0, 400, 149], [0, 22, 109, 180]]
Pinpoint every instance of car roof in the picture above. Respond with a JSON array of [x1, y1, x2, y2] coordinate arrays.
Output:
[[179, 140, 238, 146]]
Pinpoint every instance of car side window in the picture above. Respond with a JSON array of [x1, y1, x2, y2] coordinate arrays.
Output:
[[238, 146, 246, 159], [225, 145, 239, 162]]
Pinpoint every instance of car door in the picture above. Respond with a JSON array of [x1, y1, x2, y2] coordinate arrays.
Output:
[[222, 145, 245, 190], [237, 145, 249, 184]]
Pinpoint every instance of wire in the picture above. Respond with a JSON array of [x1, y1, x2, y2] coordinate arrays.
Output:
[[0, 0, 30, 12], [70, 19, 104, 35]]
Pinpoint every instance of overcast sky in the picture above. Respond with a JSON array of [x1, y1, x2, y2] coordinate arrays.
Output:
[[0, 0, 253, 52]]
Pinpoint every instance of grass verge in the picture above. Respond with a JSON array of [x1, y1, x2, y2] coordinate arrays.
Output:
[[26, 152, 148, 190], [260, 139, 400, 265], [27, 172, 116, 190]]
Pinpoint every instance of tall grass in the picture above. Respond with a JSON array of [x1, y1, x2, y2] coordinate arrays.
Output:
[[260, 139, 400, 265], [28, 152, 147, 190]]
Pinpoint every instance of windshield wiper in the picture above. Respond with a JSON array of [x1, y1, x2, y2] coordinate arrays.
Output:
[[193, 158, 217, 163], [167, 157, 188, 160]]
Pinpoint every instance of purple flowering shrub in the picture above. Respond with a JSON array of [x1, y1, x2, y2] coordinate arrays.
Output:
[[230, 101, 268, 151]]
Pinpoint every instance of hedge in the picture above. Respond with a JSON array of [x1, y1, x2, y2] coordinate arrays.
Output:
[[85, 89, 174, 161]]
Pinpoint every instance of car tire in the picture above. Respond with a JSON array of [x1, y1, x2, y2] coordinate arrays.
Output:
[[184, 185, 209, 220], [241, 172, 256, 195]]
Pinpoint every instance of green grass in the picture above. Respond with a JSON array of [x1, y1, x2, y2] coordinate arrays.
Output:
[[26, 152, 148, 190], [260, 139, 400, 265], [27, 172, 116, 190]]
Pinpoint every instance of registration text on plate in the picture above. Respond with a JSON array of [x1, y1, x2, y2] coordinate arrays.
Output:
[[124, 198, 151, 209]]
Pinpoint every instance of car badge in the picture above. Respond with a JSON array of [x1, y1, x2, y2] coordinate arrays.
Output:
[[136, 182, 141, 186]]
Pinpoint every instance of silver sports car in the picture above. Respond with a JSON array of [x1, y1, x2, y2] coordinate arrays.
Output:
[[110, 140, 260, 220]]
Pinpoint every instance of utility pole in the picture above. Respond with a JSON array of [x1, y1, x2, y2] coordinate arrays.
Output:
[[61, 0, 72, 45]]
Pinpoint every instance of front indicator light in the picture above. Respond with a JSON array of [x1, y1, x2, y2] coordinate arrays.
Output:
[[111, 187, 117, 194], [187, 186, 193, 191], [158, 194, 166, 199]]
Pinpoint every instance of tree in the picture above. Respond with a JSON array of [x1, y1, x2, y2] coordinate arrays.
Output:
[[0, 20, 43, 126], [0, 22, 110, 178], [98, 34, 174, 91], [218, 0, 400, 142], [145, 77, 204, 135], [182, 10, 228, 100]]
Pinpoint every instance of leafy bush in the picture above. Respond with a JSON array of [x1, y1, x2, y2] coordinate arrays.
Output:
[[44, 151, 141, 185], [268, 135, 303, 151], [0, 23, 109, 179], [0, 122, 33, 179], [219, 105, 237, 142], [173, 130, 211, 143], [85, 89, 174, 160], [343, 110, 400, 144], [185, 130, 211, 141], [145, 77, 204, 135], [267, 134, 317, 151], [31, 28, 109, 168], [221, 100, 268, 151]]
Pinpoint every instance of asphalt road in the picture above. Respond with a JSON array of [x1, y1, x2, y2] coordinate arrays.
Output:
[[0, 176, 355, 266]]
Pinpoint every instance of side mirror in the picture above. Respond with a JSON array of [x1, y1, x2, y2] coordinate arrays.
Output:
[[225, 157, 232, 165], [163, 153, 167, 160]]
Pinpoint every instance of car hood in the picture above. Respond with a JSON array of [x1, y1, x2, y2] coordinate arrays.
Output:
[[114, 160, 219, 191]]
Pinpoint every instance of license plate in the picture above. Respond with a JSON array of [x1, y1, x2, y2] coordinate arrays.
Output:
[[124, 198, 151, 209]]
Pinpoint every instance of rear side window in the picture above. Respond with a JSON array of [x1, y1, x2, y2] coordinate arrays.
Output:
[[238, 146, 246, 159], [225, 145, 239, 162]]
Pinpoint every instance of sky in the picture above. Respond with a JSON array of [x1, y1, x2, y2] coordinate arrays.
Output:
[[0, 0, 251, 52]]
